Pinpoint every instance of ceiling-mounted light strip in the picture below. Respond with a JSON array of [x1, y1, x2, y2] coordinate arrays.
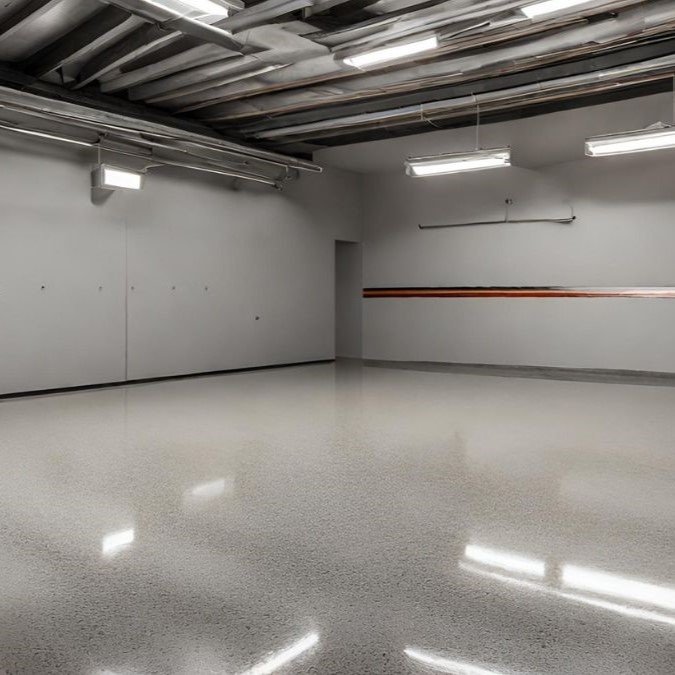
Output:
[[93, 164, 144, 191], [585, 125, 675, 157], [177, 0, 231, 15], [521, 0, 595, 18], [406, 148, 511, 177], [0, 123, 93, 147], [343, 36, 438, 69]]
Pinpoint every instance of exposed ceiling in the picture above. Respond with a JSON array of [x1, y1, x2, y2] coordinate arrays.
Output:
[[0, 0, 673, 172]]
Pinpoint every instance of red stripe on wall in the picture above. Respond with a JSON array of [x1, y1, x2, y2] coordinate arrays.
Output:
[[363, 288, 675, 299]]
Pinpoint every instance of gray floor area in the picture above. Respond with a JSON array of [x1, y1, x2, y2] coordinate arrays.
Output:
[[1, 361, 675, 674]]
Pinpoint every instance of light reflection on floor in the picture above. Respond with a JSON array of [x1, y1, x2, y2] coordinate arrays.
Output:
[[0, 361, 675, 674]]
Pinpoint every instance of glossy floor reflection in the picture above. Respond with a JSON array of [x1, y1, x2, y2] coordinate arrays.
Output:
[[1, 361, 675, 674]]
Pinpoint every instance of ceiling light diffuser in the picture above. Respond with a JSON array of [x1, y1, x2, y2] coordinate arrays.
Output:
[[406, 148, 511, 177], [343, 36, 438, 69], [93, 164, 144, 191], [178, 0, 230, 15], [585, 126, 675, 157], [521, 0, 595, 19]]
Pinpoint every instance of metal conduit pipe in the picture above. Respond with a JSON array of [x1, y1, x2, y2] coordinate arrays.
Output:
[[202, 0, 675, 122], [0, 121, 283, 187], [0, 85, 322, 173], [252, 54, 675, 140]]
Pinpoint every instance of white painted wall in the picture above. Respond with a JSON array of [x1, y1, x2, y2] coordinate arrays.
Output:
[[0, 135, 362, 394], [317, 94, 675, 372], [335, 241, 363, 358]]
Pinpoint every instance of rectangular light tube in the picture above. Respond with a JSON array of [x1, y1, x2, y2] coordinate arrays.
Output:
[[178, 0, 230, 15], [521, 0, 595, 19], [344, 36, 438, 69], [465, 544, 546, 578], [93, 164, 144, 191], [585, 126, 675, 157], [406, 148, 511, 177]]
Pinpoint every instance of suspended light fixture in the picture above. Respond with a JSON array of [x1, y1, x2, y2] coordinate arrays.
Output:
[[406, 148, 511, 176], [343, 35, 438, 69], [521, 0, 596, 19], [92, 164, 145, 191], [585, 124, 675, 157], [405, 102, 511, 177]]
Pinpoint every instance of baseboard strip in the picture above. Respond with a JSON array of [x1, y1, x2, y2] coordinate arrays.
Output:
[[0, 359, 335, 401]]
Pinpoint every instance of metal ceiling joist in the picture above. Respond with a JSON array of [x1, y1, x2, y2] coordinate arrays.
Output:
[[194, 0, 675, 123], [0, 0, 62, 43], [251, 52, 675, 142], [221, 0, 313, 32], [0, 83, 321, 173], [21, 7, 139, 78], [0, 0, 668, 157], [103, 0, 244, 51], [128, 54, 262, 101], [99, 44, 235, 93], [76, 24, 189, 88], [240, 38, 675, 139]]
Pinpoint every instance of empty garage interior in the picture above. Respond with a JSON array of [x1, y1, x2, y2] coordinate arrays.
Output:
[[2, 1, 675, 673]]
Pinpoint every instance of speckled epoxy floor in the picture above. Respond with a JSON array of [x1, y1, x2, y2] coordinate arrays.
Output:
[[1, 361, 675, 674]]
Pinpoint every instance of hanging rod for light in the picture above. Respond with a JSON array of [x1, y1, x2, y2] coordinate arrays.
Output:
[[418, 199, 576, 229]]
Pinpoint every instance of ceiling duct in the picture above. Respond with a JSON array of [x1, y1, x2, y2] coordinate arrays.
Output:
[[251, 54, 675, 142]]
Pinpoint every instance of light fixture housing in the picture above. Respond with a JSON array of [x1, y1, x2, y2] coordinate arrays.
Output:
[[343, 35, 438, 69], [406, 148, 511, 177], [92, 164, 145, 191], [521, 0, 595, 19], [585, 125, 675, 157], [176, 0, 231, 15]]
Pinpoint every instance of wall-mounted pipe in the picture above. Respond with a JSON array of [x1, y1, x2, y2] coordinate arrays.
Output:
[[0, 121, 282, 186], [0, 85, 322, 174]]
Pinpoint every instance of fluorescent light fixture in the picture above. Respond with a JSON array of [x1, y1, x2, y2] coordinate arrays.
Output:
[[464, 544, 546, 578], [404, 648, 506, 675], [343, 36, 438, 69], [102, 528, 135, 556], [585, 125, 675, 157], [562, 565, 675, 612], [93, 164, 144, 191], [239, 632, 319, 675], [406, 148, 511, 177], [178, 0, 230, 15], [521, 0, 595, 19], [0, 123, 92, 147]]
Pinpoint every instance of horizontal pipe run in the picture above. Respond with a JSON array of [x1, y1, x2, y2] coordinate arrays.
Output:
[[363, 287, 675, 299], [252, 54, 675, 141], [419, 217, 576, 229], [0, 84, 322, 173], [0, 122, 281, 186]]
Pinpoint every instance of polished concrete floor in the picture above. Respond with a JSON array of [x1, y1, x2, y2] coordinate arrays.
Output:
[[1, 361, 675, 674]]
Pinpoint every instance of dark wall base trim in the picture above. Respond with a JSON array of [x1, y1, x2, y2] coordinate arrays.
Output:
[[364, 359, 675, 387], [364, 287, 675, 299], [0, 359, 335, 401]]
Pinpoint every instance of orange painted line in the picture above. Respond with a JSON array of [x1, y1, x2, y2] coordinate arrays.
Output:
[[363, 288, 675, 299]]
